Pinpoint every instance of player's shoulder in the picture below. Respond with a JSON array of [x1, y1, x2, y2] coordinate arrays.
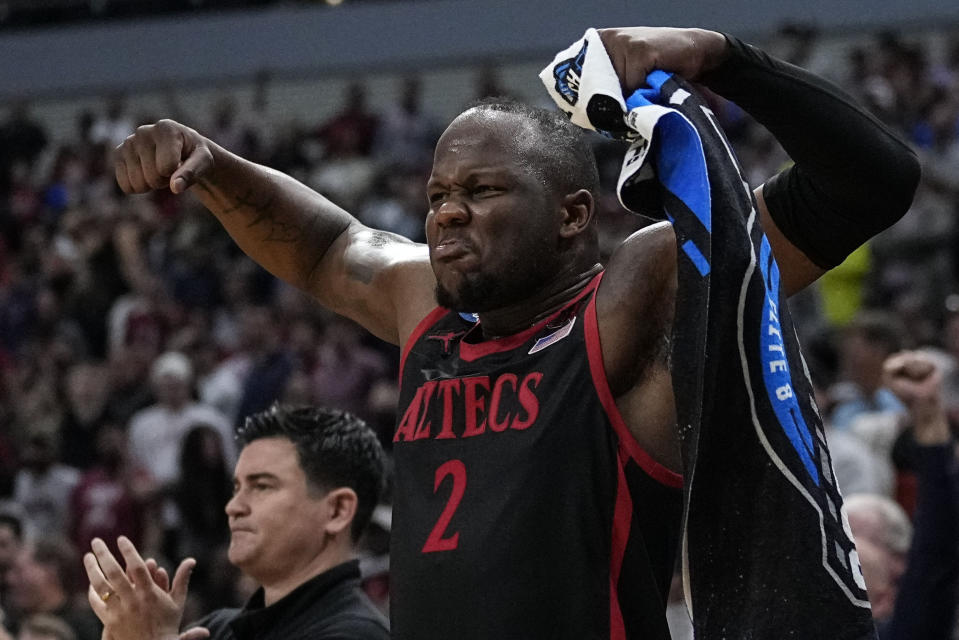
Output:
[[599, 220, 676, 304], [614, 219, 676, 262]]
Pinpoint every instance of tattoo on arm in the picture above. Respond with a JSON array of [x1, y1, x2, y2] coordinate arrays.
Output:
[[343, 231, 399, 285], [199, 180, 303, 244], [368, 231, 393, 247], [247, 211, 301, 243], [198, 175, 357, 292], [239, 189, 307, 244], [222, 187, 269, 216]]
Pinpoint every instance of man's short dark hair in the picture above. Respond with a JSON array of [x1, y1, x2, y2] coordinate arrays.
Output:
[[467, 97, 600, 197], [236, 404, 386, 543]]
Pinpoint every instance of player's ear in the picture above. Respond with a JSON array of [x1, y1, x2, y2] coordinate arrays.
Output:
[[559, 189, 594, 238], [323, 487, 359, 537]]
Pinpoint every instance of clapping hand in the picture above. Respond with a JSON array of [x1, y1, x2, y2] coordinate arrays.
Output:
[[83, 536, 209, 640]]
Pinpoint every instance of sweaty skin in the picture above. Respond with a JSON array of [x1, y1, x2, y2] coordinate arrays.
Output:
[[112, 28, 826, 474]]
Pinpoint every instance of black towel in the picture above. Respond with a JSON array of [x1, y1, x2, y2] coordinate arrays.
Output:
[[542, 31, 878, 638]]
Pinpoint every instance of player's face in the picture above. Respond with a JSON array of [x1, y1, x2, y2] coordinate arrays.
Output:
[[426, 111, 565, 312], [225, 437, 332, 582]]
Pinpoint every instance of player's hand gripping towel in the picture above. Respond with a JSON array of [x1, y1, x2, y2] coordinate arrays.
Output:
[[542, 29, 878, 639]]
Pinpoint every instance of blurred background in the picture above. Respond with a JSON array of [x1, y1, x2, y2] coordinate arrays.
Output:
[[0, 1, 958, 638]]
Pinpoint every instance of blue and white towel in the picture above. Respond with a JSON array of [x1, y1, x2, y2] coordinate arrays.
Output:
[[542, 29, 878, 639]]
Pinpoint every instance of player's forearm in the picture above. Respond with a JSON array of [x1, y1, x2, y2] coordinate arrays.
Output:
[[191, 143, 353, 292], [699, 36, 921, 269]]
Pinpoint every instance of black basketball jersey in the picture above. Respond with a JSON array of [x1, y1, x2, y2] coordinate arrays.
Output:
[[390, 273, 683, 640]]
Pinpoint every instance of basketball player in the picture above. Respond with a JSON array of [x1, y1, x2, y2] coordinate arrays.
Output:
[[112, 27, 918, 639]]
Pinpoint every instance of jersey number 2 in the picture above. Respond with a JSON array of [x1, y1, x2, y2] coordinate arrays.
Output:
[[422, 459, 466, 553]]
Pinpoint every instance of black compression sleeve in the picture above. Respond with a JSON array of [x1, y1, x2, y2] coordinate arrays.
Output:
[[699, 35, 921, 269]]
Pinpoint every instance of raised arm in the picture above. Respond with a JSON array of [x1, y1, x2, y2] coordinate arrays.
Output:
[[598, 27, 921, 296], [114, 120, 437, 345], [877, 352, 959, 639]]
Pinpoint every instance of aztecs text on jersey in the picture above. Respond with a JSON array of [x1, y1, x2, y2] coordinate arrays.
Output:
[[390, 273, 683, 640]]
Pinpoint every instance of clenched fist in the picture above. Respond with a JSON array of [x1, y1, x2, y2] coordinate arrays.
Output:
[[882, 350, 951, 445], [114, 119, 216, 195], [597, 27, 728, 93]]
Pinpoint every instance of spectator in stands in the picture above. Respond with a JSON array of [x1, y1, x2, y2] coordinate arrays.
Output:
[[311, 316, 390, 426], [166, 425, 232, 613], [235, 69, 275, 164], [203, 96, 250, 157], [848, 350, 959, 639], [357, 164, 428, 242], [84, 405, 389, 640], [827, 423, 896, 497], [233, 307, 294, 428], [101, 346, 154, 430], [127, 351, 234, 491], [68, 424, 152, 557], [307, 85, 378, 212], [0, 102, 48, 198], [6, 538, 100, 640], [315, 83, 378, 159], [846, 493, 912, 620], [0, 512, 24, 610], [13, 433, 78, 538], [57, 362, 112, 471], [89, 95, 133, 150], [473, 65, 511, 102], [6, 349, 65, 454], [373, 75, 440, 171], [830, 311, 907, 431], [193, 335, 249, 427], [941, 296, 959, 425]]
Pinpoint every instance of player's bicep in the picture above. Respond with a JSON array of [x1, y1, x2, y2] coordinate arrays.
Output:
[[596, 223, 682, 472], [307, 223, 437, 345], [755, 185, 826, 297], [596, 221, 677, 395]]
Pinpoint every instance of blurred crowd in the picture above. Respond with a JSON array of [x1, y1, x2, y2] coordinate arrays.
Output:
[[0, 23, 958, 640], [0, 1, 363, 29]]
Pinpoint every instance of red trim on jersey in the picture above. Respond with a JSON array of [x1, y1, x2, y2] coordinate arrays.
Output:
[[399, 306, 450, 382], [584, 274, 683, 488], [458, 321, 544, 362], [458, 275, 600, 362], [609, 447, 632, 640]]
